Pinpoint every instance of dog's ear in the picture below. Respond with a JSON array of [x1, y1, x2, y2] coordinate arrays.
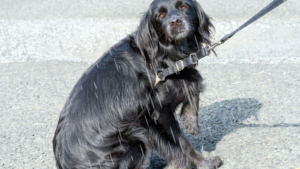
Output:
[[192, 0, 214, 46], [135, 10, 158, 63]]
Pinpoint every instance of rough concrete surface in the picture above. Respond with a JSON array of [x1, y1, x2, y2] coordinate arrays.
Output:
[[0, 0, 300, 169]]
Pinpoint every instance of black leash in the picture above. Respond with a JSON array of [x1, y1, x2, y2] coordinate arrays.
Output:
[[154, 0, 287, 86]]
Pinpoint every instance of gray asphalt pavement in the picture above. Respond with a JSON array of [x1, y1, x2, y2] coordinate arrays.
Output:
[[1, 0, 299, 20], [0, 0, 300, 169]]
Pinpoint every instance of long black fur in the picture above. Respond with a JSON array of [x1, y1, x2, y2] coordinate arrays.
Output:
[[53, 0, 223, 168]]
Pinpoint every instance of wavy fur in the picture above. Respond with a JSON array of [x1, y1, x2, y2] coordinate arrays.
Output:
[[53, 0, 222, 168]]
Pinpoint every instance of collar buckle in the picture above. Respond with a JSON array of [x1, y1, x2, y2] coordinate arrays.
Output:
[[175, 60, 184, 71]]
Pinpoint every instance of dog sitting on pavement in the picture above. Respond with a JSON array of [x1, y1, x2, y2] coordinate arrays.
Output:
[[53, 0, 223, 168]]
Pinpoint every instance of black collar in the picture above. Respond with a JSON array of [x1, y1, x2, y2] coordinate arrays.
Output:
[[154, 46, 210, 86]]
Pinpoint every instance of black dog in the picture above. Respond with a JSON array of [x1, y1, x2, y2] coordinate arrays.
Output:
[[53, 0, 223, 168]]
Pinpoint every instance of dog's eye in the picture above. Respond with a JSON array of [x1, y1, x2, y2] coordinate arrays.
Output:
[[159, 13, 165, 18], [181, 5, 188, 10]]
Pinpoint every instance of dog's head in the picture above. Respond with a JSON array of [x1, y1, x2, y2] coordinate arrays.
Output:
[[135, 0, 214, 62]]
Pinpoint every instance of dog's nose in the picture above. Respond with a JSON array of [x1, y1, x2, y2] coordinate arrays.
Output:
[[170, 17, 182, 27]]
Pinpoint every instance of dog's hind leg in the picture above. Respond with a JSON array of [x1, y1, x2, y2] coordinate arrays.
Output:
[[117, 141, 150, 169]]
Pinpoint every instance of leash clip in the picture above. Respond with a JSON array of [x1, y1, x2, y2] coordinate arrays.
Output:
[[208, 41, 222, 52]]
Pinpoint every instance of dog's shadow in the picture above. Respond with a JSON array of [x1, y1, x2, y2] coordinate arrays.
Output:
[[149, 98, 262, 168], [189, 98, 262, 152], [150, 98, 300, 168]]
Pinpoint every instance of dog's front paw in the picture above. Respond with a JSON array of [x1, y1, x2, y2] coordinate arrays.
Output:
[[185, 124, 200, 136], [204, 156, 223, 169], [194, 156, 223, 169], [164, 164, 189, 169], [182, 113, 200, 136], [184, 122, 200, 136]]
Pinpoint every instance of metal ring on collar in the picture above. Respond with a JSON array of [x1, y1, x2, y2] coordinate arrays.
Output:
[[154, 71, 165, 87]]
